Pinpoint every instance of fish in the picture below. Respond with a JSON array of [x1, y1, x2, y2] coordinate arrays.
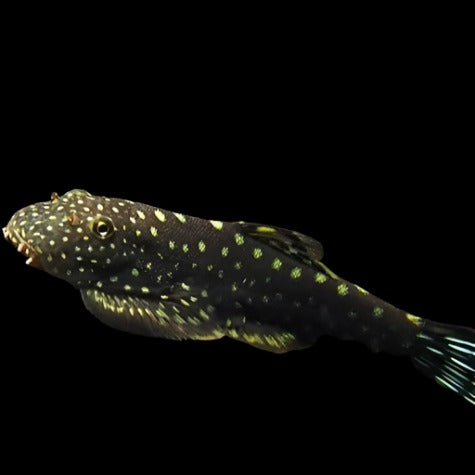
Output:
[[3, 189, 474, 405]]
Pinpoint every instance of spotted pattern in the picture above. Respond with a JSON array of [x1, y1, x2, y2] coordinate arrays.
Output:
[[337, 283, 349, 296], [154, 209, 166, 222], [4, 189, 426, 375], [290, 267, 302, 279], [373, 306, 384, 318], [253, 248, 263, 259], [272, 258, 282, 270], [314, 272, 327, 284], [234, 233, 245, 245], [210, 220, 223, 231], [173, 212, 186, 224]]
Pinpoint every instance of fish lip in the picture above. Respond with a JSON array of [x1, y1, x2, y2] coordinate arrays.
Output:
[[3, 226, 42, 269]]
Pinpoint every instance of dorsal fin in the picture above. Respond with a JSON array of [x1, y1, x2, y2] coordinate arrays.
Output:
[[238, 222, 324, 267]]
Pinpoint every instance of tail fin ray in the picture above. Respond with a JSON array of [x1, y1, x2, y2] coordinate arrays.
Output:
[[411, 320, 474, 405]]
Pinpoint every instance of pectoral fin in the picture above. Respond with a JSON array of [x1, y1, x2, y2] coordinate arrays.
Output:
[[81, 289, 224, 341]]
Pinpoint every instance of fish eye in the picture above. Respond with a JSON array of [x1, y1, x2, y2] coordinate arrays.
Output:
[[92, 217, 115, 239]]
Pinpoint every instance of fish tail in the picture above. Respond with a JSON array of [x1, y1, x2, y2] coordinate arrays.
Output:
[[411, 319, 474, 405]]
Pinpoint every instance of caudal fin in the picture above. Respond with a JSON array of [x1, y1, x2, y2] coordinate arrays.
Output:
[[411, 320, 475, 405]]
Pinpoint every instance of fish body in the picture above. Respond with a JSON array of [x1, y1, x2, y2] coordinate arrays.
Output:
[[3, 190, 475, 404]]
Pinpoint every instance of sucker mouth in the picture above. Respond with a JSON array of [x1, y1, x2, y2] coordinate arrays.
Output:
[[3, 226, 41, 268]]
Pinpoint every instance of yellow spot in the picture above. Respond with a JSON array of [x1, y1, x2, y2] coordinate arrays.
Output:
[[47, 255, 53, 262], [181, 283, 191, 291], [154, 209, 166, 222], [96, 281, 103, 288], [272, 258, 282, 270], [97, 204, 104, 211], [290, 267, 302, 279], [199, 309, 210, 320], [337, 283, 349, 296], [182, 243, 189, 253], [61, 253, 67, 260], [253, 248, 263, 259], [173, 212, 186, 223], [210, 220, 224, 230], [198, 240, 206, 253], [231, 283, 238, 292], [150, 226, 158, 237], [62, 236, 68, 242], [314, 273, 327, 284], [131, 268, 139, 277], [136, 230, 141, 237], [234, 233, 245, 245], [146, 262, 152, 270], [112, 207, 119, 213], [110, 276, 118, 282], [141, 287, 150, 294], [234, 261, 242, 270], [355, 285, 369, 295], [373, 307, 384, 318], [406, 313, 423, 327], [156, 308, 168, 319], [136, 210, 146, 220], [221, 247, 229, 257], [169, 241, 175, 250], [256, 226, 275, 233], [49, 240, 55, 246], [201, 290, 208, 298], [243, 333, 264, 345], [207, 264, 214, 271], [124, 285, 131, 291]]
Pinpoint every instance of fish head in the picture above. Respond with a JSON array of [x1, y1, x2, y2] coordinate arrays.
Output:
[[3, 190, 146, 289]]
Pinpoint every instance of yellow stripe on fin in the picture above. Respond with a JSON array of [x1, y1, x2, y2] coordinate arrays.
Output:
[[256, 226, 276, 233], [406, 313, 423, 327]]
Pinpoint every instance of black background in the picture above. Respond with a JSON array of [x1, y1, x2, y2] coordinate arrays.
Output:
[[2, 9, 473, 459]]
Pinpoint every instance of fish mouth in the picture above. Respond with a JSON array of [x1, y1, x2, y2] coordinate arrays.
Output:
[[3, 226, 42, 268]]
